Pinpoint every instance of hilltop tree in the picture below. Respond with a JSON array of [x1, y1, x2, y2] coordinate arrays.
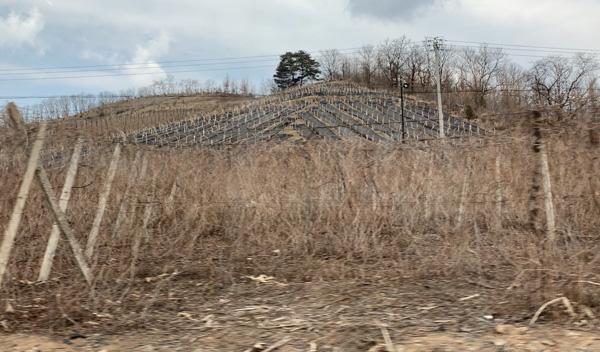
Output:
[[376, 37, 410, 88], [528, 54, 599, 113], [457, 45, 505, 107], [274, 51, 321, 90], [320, 49, 342, 81]]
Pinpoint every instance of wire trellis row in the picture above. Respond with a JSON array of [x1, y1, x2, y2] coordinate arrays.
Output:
[[125, 83, 490, 148]]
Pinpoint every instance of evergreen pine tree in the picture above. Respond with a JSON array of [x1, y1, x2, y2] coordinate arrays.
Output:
[[274, 51, 321, 90]]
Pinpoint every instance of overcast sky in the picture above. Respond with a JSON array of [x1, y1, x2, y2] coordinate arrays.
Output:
[[1, 0, 600, 105]]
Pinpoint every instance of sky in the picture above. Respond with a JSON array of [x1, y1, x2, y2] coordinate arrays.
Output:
[[1, 0, 600, 106]]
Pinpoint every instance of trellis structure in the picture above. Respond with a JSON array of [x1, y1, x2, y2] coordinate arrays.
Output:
[[126, 83, 489, 147]]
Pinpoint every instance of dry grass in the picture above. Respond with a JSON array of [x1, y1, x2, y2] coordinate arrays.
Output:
[[21, 94, 254, 147], [0, 117, 599, 331]]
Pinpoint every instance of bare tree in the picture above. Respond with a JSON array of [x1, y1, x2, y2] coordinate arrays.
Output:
[[340, 56, 355, 81], [376, 37, 411, 88], [204, 79, 216, 93], [587, 77, 599, 110], [496, 62, 527, 109], [358, 45, 377, 87], [260, 78, 280, 95], [222, 74, 232, 93], [405, 44, 429, 90], [457, 45, 505, 106], [239, 79, 253, 96], [179, 79, 201, 94], [528, 54, 599, 114], [319, 49, 342, 81]]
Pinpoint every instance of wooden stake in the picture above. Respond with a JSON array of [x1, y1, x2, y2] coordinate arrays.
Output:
[[424, 155, 434, 219], [128, 159, 152, 281], [38, 138, 84, 282], [165, 179, 178, 216], [529, 111, 556, 242], [6, 103, 29, 148], [0, 122, 47, 288], [86, 144, 122, 258], [36, 166, 92, 285], [494, 152, 503, 230], [457, 157, 471, 227], [540, 141, 556, 242], [111, 151, 142, 239]]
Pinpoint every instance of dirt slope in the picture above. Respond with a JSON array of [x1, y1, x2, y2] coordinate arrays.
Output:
[[2, 279, 598, 351]]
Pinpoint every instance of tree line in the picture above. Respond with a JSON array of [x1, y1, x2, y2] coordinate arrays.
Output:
[[7, 36, 599, 122], [311, 36, 599, 118], [11, 75, 259, 122]]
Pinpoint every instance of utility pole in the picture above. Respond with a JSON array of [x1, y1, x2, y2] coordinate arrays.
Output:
[[432, 37, 445, 138], [400, 81, 409, 142]]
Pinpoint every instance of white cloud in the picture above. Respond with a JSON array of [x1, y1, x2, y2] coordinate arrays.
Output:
[[0, 7, 44, 48], [2, 0, 600, 98], [125, 30, 171, 87], [347, 0, 446, 20]]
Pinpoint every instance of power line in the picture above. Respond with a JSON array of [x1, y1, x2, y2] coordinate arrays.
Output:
[[0, 64, 278, 82], [4, 38, 595, 80], [446, 44, 597, 59], [0, 58, 282, 77], [0, 47, 362, 75], [444, 39, 600, 54], [0, 42, 596, 83], [5, 86, 600, 100]]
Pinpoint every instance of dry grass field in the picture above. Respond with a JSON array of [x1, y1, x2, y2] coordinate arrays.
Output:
[[0, 86, 599, 350]]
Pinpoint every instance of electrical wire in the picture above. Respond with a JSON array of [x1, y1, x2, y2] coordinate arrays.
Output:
[[7, 86, 600, 100], [444, 39, 600, 54], [0, 47, 363, 75]]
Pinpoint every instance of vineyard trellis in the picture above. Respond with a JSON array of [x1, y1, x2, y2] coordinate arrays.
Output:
[[125, 83, 490, 147]]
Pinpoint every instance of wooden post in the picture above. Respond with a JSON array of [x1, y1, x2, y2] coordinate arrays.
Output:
[[589, 127, 599, 212], [112, 151, 142, 239], [36, 166, 92, 284], [6, 103, 29, 148], [128, 158, 152, 281], [494, 151, 503, 230], [38, 138, 84, 282], [86, 144, 122, 258], [424, 155, 434, 220], [540, 141, 556, 242], [165, 179, 178, 216], [0, 122, 47, 287], [529, 111, 556, 242], [457, 156, 471, 227], [120, 155, 149, 240]]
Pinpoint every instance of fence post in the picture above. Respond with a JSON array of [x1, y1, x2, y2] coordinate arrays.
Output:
[[494, 151, 504, 230], [37, 138, 84, 281], [424, 154, 434, 220], [36, 167, 92, 285], [456, 156, 471, 227], [128, 156, 151, 281], [119, 155, 149, 243], [86, 144, 122, 258], [540, 141, 556, 242], [528, 111, 556, 242], [165, 179, 178, 216], [0, 122, 47, 288], [589, 127, 599, 212], [112, 151, 142, 239]]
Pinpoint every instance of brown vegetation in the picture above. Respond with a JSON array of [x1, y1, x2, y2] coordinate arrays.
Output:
[[0, 109, 598, 331]]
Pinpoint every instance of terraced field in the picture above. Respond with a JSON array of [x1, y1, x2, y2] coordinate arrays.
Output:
[[127, 83, 488, 147]]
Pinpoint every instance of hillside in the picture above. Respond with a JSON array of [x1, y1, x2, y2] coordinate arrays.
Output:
[[36, 93, 255, 144], [126, 83, 488, 147], [79, 93, 254, 121]]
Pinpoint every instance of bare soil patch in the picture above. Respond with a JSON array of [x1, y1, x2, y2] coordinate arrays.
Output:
[[2, 279, 598, 351]]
